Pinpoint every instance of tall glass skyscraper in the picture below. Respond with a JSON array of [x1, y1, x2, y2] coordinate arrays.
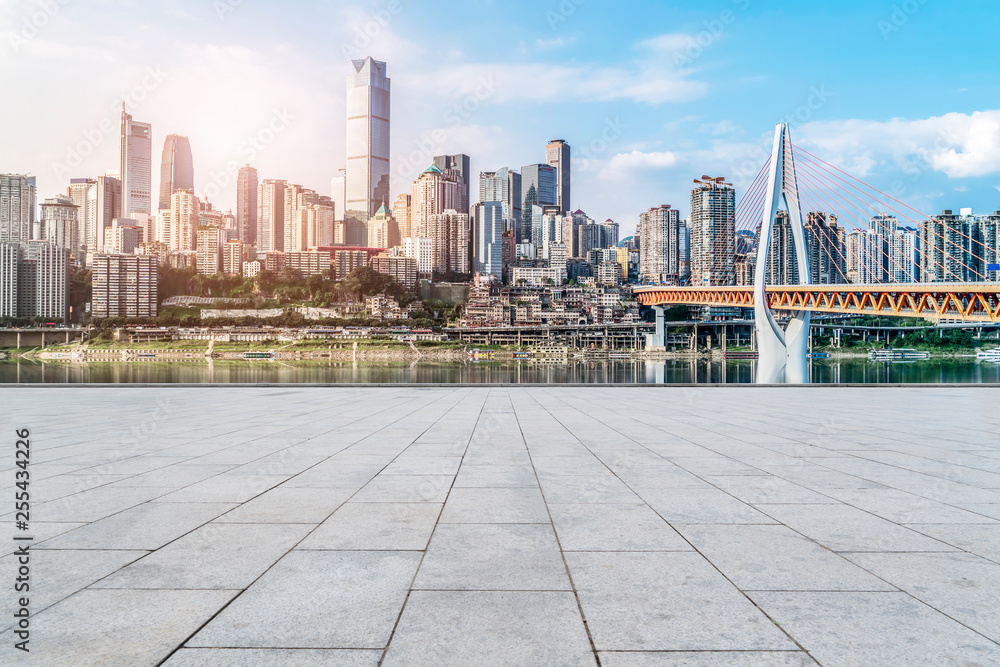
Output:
[[521, 164, 556, 245], [158, 135, 194, 211], [346, 58, 390, 230], [119, 104, 152, 217], [237, 165, 258, 246], [545, 140, 571, 213], [478, 167, 521, 238]]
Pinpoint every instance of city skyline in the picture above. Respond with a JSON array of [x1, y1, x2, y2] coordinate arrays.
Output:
[[2, 1, 999, 238]]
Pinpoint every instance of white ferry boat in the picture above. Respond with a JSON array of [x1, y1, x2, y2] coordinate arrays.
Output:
[[977, 349, 1000, 362]]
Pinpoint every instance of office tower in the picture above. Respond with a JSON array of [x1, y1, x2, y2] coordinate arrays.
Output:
[[196, 227, 224, 275], [545, 140, 571, 213], [804, 212, 846, 284], [402, 237, 434, 277], [429, 209, 470, 275], [392, 194, 411, 240], [578, 221, 603, 259], [91, 254, 157, 318], [1, 174, 36, 243], [0, 243, 20, 317], [258, 179, 287, 252], [367, 204, 396, 249], [479, 167, 521, 239], [17, 241, 69, 322], [111, 220, 141, 254], [158, 135, 194, 211], [690, 178, 735, 286], [168, 189, 199, 251], [638, 204, 682, 284], [472, 201, 503, 281], [237, 165, 258, 245], [520, 164, 556, 245], [346, 57, 390, 229], [433, 154, 471, 214], [67, 179, 95, 251], [330, 169, 346, 223], [119, 105, 152, 216], [39, 196, 80, 253]]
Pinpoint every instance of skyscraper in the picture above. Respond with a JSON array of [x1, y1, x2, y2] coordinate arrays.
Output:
[[168, 189, 199, 252], [158, 135, 194, 211], [521, 164, 556, 245], [392, 193, 411, 240], [545, 140, 571, 213], [0, 174, 36, 244], [472, 201, 503, 282], [433, 154, 471, 214], [258, 179, 287, 253], [638, 204, 682, 284], [479, 168, 521, 238], [690, 178, 735, 286], [411, 165, 464, 274], [39, 196, 80, 254], [346, 58, 390, 228], [330, 168, 346, 222], [119, 105, 152, 217], [237, 165, 258, 246]]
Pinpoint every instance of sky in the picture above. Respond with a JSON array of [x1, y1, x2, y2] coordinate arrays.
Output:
[[2, 0, 1000, 237]]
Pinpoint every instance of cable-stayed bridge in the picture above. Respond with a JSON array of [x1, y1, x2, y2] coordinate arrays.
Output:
[[634, 124, 1000, 382]]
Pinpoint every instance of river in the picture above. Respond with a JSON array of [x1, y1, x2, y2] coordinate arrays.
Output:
[[1, 358, 999, 384]]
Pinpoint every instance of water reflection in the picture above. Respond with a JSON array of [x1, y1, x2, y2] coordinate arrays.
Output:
[[1, 358, 998, 384]]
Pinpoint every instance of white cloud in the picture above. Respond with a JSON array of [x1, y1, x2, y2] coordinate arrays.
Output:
[[600, 150, 678, 179], [536, 36, 576, 50], [797, 110, 1000, 179]]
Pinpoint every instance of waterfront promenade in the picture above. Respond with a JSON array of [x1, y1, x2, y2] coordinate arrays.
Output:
[[2, 386, 999, 665]]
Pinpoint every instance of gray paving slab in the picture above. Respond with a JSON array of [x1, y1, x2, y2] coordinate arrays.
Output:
[[597, 652, 818, 666], [215, 487, 354, 524], [381, 591, 596, 667], [750, 591, 1000, 666], [350, 474, 453, 503], [414, 523, 570, 590], [677, 524, 896, 591], [189, 551, 421, 649], [549, 503, 691, 551], [567, 551, 796, 651], [637, 487, 778, 524], [0, 589, 236, 667], [162, 648, 382, 666], [298, 502, 442, 550], [439, 486, 549, 523]]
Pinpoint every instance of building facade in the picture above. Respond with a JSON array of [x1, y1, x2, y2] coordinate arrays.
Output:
[[119, 106, 152, 217], [92, 253, 157, 318], [237, 165, 258, 246], [545, 140, 571, 213], [158, 134, 194, 211], [689, 179, 735, 286], [638, 204, 682, 284], [346, 57, 391, 226], [1, 174, 36, 244]]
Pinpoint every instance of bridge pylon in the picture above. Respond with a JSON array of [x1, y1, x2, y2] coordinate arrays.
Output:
[[754, 124, 811, 384]]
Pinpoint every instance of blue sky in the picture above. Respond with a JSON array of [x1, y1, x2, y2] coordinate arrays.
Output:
[[2, 0, 999, 236]]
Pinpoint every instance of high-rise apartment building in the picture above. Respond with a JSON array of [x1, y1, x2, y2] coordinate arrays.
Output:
[[168, 189, 199, 251], [258, 179, 287, 252], [638, 204, 682, 284], [346, 57, 390, 229], [472, 201, 503, 282], [689, 178, 735, 286], [333, 249, 368, 281], [1, 174, 36, 243], [196, 226, 224, 275], [0, 243, 18, 318], [402, 237, 434, 277], [158, 135, 194, 211], [392, 194, 411, 240], [91, 254, 157, 318], [283, 184, 318, 252], [433, 154, 471, 214], [39, 196, 80, 254], [119, 105, 152, 217], [802, 212, 846, 284], [479, 168, 521, 238], [545, 140, 571, 213], [765, 211, 799, 285], [412, 165, 463, 270], [427, 210, 470, 275], [367, 204, 396, 249], [15, 241, 70, 322], [370, 255, 417, 287], [237, 165, 258, 246], [330, 169, 346, 223], [521, 164, 556, 245], [223, 240, 245, 276]]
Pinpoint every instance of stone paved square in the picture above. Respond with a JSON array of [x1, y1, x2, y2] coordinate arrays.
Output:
[[2, 386, 999, 665]]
